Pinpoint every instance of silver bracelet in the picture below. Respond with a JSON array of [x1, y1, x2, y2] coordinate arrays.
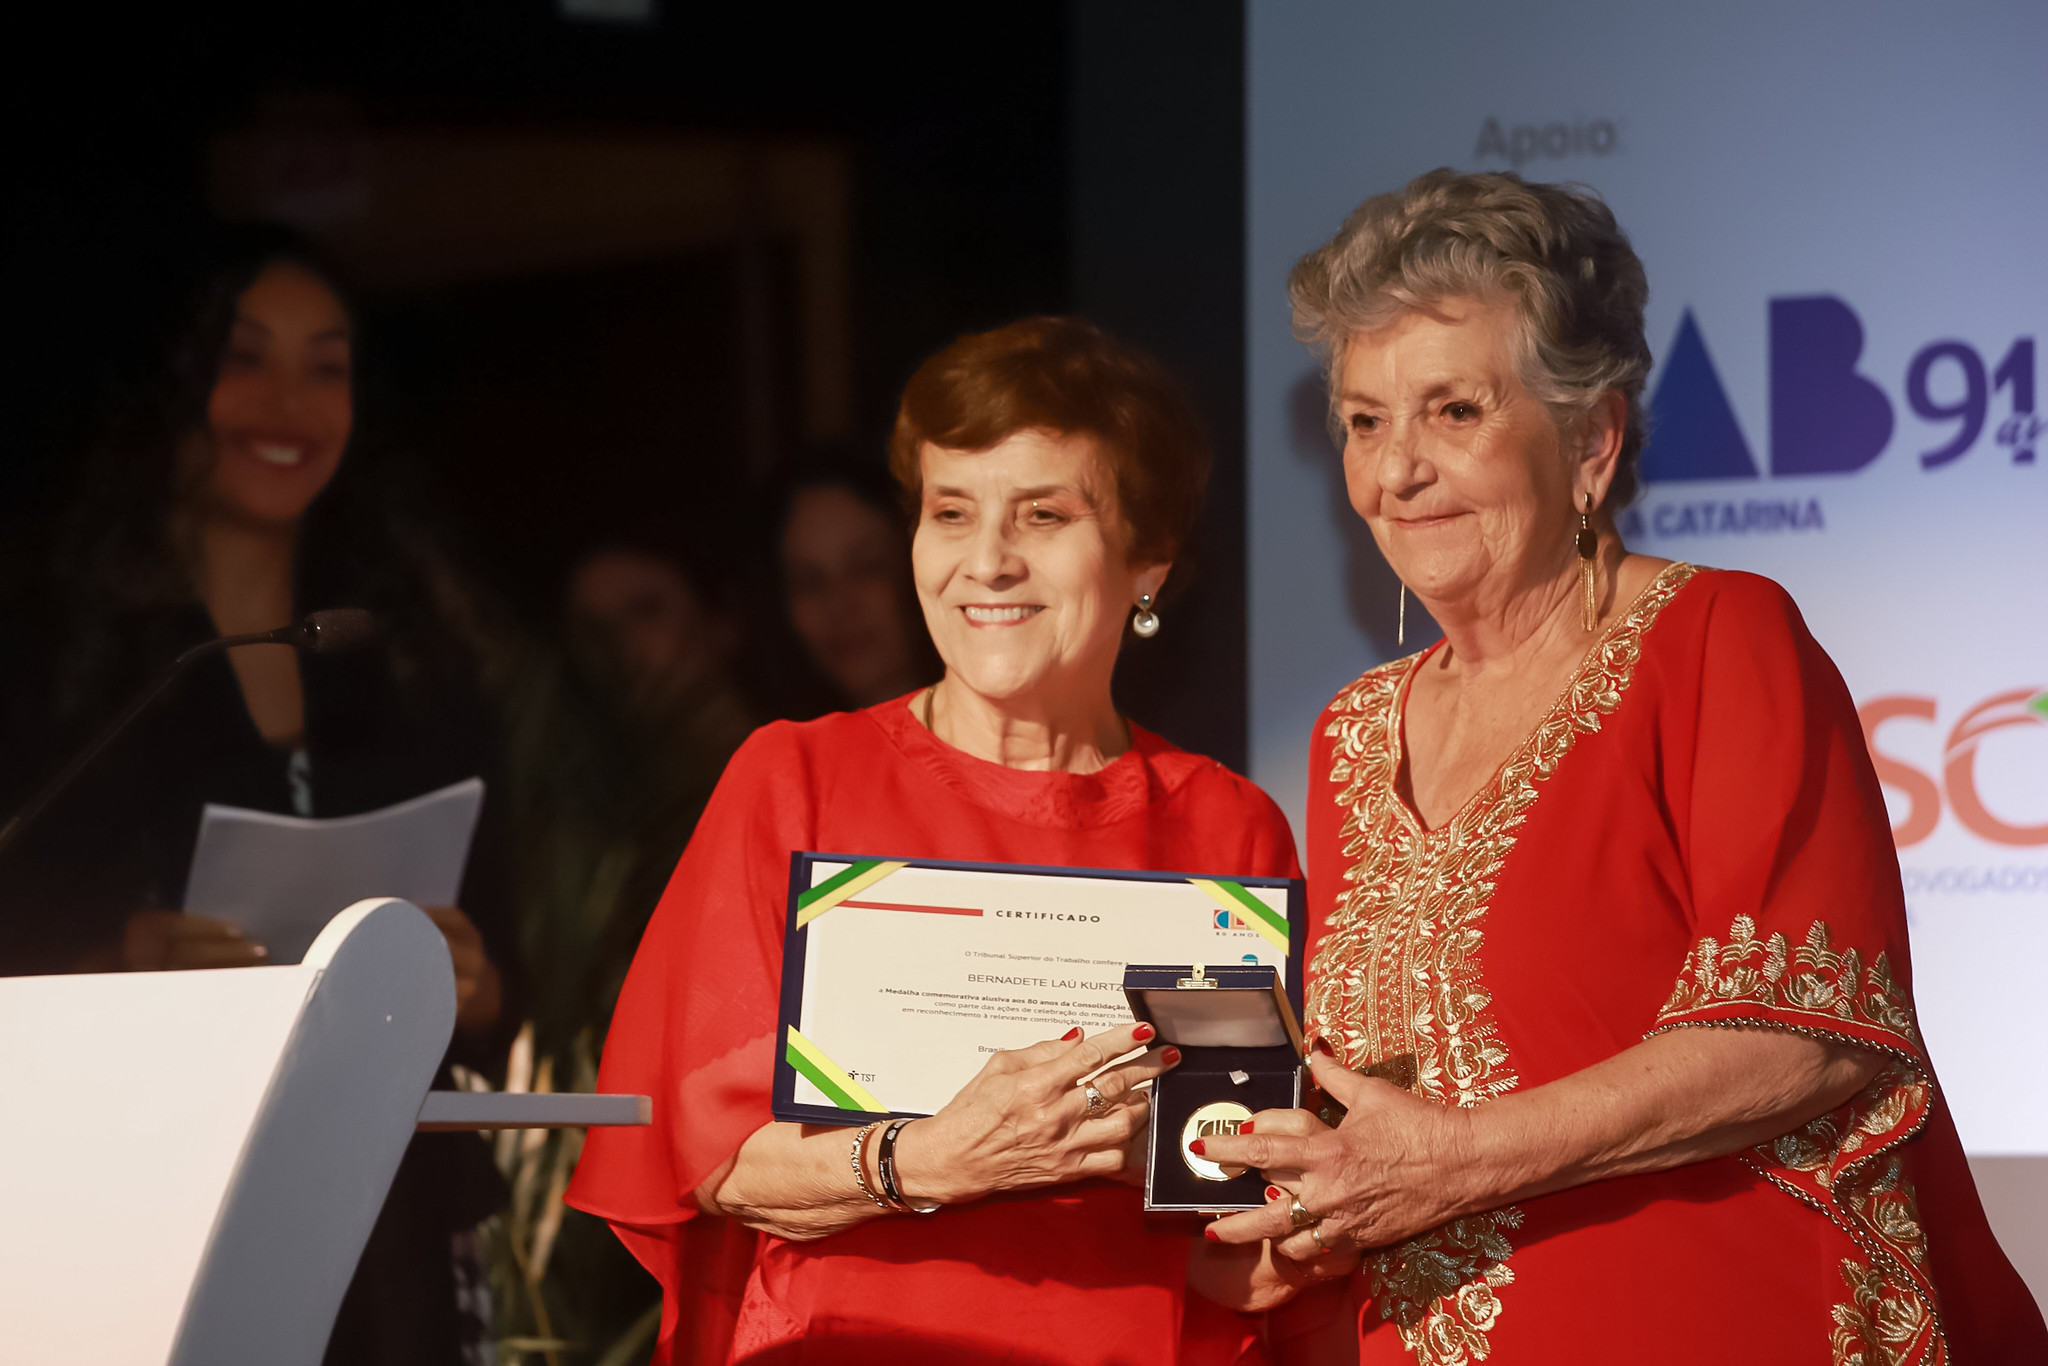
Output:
[[849, 1121, 891, 1211]]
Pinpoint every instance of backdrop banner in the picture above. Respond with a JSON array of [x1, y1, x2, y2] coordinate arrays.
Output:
[[1248, 0, 2046, 1154]]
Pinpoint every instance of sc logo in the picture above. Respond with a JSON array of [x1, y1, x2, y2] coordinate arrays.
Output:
[[1861, 689, 2048, 847]]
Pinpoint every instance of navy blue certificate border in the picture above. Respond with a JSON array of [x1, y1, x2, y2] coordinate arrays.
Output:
[[771, 851, 1307, 1128]]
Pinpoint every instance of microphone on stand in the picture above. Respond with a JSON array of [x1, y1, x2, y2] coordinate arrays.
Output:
[[0, 609, 382, 862], [276, 608, 381, 657]]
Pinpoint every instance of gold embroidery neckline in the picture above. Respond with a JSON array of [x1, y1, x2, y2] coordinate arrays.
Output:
[[1385, 561, 1698, 840], [1312, 558, 1704, 1364]]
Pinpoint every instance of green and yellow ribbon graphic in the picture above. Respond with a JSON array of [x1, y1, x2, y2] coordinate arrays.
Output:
[[794, 859, 910, 928], [785, 1026, 887, 1113], [1189, 877, 1290, 953]]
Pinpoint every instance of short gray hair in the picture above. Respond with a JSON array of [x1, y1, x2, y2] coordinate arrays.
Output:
[[1289, 169, 1653, 509]]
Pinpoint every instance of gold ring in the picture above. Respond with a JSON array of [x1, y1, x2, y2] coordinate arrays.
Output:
[[1287, 1196, 1319, 1231], [1309, 1224, 1331, 1251]]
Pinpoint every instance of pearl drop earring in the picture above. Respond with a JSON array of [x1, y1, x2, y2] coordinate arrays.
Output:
[[1132, 593, 1160, 638]]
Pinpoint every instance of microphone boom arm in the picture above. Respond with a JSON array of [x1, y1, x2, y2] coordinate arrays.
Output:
[[0, 610, 378, 864]]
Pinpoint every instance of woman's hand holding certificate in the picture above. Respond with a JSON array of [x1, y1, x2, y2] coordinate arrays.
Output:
[[894, 1021, 1178, 1204], [698, 1020, 1180, 1240]]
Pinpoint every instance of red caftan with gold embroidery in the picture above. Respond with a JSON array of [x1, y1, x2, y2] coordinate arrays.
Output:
[[567, 698, 1302, 1365], [1301, 565, 2044, 1365]]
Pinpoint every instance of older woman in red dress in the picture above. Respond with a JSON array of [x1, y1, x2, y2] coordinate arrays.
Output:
[[568, 318, 1301, 1364], [1200, 171, 2046, 1363]]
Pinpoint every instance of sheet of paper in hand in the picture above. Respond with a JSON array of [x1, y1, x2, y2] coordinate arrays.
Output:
[[182, 777, 485, 965], [772, 853, 1304, 1125]]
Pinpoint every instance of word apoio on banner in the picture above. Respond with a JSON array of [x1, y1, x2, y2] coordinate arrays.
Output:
[[1472, 115, 1619, 170], [1641, 297, 2039, 483], [1861, 688, 2048, 848]]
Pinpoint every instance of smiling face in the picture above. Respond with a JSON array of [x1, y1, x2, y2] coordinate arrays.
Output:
[[196, 262, 354, 530], [1335, 296, 1584, 612], [913, 429, 1162, 711]]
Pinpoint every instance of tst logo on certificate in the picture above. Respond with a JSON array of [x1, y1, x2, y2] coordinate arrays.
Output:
[[771, 853, 1305, 1125]]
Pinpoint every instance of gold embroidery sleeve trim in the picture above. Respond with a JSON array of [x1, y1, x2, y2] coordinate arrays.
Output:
[[1652, 914, 1922, 1053], [1649, 915, 1946, 1366]]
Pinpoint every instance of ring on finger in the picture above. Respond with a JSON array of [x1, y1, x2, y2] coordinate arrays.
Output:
[[1083, 1083, 1107, 1116], [1287, 1196, 1319, 1231], [1309, 1224, 1331, 1252]]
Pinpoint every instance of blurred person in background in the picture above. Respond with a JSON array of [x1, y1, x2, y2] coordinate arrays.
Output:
[[513, 532, 755, 1046], [569, 541, 747, 725], [0, 227, 517, 1366], [775, 463, 940, 713], [473, 532, 763, 1365]]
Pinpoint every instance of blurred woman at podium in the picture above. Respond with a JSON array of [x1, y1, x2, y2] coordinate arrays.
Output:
[[0, 228, 517, 1366]]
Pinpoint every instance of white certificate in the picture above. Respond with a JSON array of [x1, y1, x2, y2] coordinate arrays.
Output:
[[771, 853, 1303, 1124]]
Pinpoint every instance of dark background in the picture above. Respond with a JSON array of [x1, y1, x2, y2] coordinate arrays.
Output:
[[4, 0, 1247, 768]]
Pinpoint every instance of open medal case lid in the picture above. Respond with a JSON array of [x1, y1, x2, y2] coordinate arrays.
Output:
[[1122, 963, 1305, 1056]]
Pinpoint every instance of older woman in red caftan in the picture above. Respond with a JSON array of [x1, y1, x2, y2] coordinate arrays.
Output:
[[569, 318, 1301, 1365], [1201, 171, 2046, 1363]]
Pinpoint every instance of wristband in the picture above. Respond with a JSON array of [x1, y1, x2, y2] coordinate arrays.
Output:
[[875, 1118, 940, 1214]]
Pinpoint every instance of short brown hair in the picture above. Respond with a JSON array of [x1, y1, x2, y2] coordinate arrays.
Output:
[[1290, 170, 1653, 508], [888, 316, 1210, 568]]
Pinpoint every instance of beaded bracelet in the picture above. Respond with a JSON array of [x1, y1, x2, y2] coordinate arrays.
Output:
[[875, 1118, 939, 1215], [848, 1121, 891, 1211]]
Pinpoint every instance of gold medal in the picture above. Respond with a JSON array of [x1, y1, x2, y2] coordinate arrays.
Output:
[[1181, 1101, 1253, 1182]]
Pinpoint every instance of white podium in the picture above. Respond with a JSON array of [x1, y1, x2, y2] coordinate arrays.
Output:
[[0, 898, 647, 1366]]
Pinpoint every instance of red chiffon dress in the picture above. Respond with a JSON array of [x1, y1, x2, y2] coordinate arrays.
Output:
[[1301, 565, 2045, 1364], [567, 697, 1303, 1365]]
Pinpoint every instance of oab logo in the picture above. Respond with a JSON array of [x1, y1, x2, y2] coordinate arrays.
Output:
[[1641, 298, 2039, 486], [1861, 688, 2048, 848]]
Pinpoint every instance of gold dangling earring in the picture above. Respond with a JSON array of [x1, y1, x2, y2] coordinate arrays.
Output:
[[1577, 493, 1599, 632], [1397, 582, 1407, 648]]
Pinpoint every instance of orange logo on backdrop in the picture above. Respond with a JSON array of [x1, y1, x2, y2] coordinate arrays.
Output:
[[1860, 688, 2048, 847]]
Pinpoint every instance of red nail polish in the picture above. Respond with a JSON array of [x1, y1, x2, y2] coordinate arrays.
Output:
[[1265, 1184, 1283, 1202], [1161, 1046, 1182, 1066], [1311, 1036, 1335, 1057], [1203, 1225, 1220, 1242], [1133, 1022, 1156, 1042], [1061, 1027, 1083, 1041], [1188, 1138, 1205, 1156]]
